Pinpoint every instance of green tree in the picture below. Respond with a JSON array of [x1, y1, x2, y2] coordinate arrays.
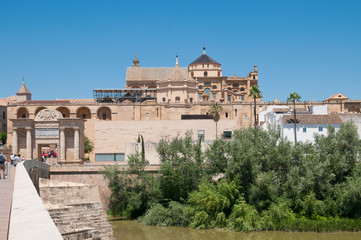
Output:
[[0, 132, 7, 145], [103, 152, 161, 218], [84, 136, 94, 154], [157, 132, 204, 202], [287, 92, 301, 143], [249, 86, 262, 127], [137, 134, 145, 161], [208, 102, 223, 139]]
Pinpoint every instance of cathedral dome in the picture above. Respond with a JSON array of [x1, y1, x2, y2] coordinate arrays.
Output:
[[189, 47, 220, 66]]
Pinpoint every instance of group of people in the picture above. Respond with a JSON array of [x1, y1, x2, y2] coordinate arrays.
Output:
[[10, 153, 23, 166], [0, 153, 24, 179]]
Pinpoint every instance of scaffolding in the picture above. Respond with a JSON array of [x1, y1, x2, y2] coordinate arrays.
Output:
[[93, 89, 157, 103]]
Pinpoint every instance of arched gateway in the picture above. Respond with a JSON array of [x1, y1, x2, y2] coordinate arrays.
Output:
[[11, 109, 85, 163]]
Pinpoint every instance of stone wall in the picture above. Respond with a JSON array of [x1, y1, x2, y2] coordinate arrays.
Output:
[[39, 178, 114, 240]]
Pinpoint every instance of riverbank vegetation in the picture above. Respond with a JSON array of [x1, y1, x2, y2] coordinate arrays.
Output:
[[104, 122, 361, 232]]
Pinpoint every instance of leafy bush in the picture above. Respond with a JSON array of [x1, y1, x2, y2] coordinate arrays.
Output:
[[139, 202, 191, 227]]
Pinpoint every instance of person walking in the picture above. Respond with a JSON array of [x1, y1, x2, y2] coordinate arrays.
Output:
[[0, 152, 7, 179], [10, 153, 14, 165], [14, 154, 20, 167]]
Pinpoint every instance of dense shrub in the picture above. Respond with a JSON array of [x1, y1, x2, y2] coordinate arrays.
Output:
[[104, 122, 361, 232]]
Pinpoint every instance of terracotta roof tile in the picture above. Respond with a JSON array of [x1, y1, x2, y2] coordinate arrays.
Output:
[[282, 115, 343, 125]]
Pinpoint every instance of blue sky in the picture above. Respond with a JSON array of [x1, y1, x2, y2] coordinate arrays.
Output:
[[0, 0, 360, 101]]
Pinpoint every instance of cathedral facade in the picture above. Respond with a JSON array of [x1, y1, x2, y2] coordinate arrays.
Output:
[[2, 48, 358, 163]]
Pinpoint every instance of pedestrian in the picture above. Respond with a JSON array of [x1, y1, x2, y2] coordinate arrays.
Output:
[[14, 154, 20, 167], [10, 153, 14, 165], [0, 152, 7, 179]]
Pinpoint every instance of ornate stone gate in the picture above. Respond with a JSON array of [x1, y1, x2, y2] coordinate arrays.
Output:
[[11, 109, 85, 163]]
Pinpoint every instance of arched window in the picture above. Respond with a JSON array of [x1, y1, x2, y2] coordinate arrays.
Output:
[[175, 97, 180, 102], [233, 84, 239, 88], [76, 107, 91, 119], [16, 107, 29, 119], [56, 107, 70, 118], [97, 107, 112, 120], [205, 88, 211, 96], [204, 71, 208, 77], [240, 87, 245, 91]]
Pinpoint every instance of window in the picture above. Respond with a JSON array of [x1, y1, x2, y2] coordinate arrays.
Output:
[[212, 93, 217, 100], [212, 85, 217, 89], [245, 115, 248, 121], [241, 95, 244, 101], [95, 153, 125, 162], [190, 98, 193, 103], [198, 130, 205, 142], [2, 112, 5, 119], [191, 72, 194, 77], [205, 88, 211, 96], [235, 109, 237, 116], [319, 127, 323, 132], [175, 97, 180, 102], [82, 114, 86, 119], [22, 114, 26, 118], [204, 71, 208, 77], [253, 76, 256, 79], [218, 71, 220, 77], [233, 84, 239, 88], [204, 82, 211, 85], [223, 131, 232, 139], [303, 127, 307, 133], [62, 114, 66, 118], [102, 113, 107, 120], [240, 87, 245, 91], [199, 93, 203, 100], [202, 64, 204, 68], [207, 64, 209, 68], [225, 112, 228, 118], [227, 95, 231, 102], [199, 86, 203, 89], [162, 97, 166, 102], [233, 90, 238, 93]]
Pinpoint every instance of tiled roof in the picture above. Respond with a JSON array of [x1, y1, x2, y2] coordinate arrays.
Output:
[[20, 100, 71, 104], [325, 93, 349, 101], [189, 54, 220, 65], [16, 83, 31, 95], [282, 115, 343, 125], [126, 67, 188, 81], [273, 107, 290, 113], [159, 66, 195, 82]]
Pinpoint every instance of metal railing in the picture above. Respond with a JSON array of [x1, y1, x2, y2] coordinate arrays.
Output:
[[23, 160, 50, 194]]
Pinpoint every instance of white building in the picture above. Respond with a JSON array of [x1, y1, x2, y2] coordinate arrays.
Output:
[[260, 105, 343, 143], [281, 114, 343, 143]]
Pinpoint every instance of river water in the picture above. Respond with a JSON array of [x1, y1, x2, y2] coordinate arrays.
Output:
[[110, 220, 361, 240]]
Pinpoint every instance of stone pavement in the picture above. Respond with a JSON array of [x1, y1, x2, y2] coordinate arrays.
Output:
[[0, 164, 15, 240]]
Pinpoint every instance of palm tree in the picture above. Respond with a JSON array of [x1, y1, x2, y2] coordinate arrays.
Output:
[[249, 86, 262, 127], [287, 92, 302, 143], [208, 102, 223, 139]]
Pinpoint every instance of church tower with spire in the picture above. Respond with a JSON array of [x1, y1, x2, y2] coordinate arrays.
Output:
[[16, 78, 32, 102]]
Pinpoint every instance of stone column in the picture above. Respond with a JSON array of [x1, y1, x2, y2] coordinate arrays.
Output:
[[74, 128, 80, 160], [26, 128, 32, 160], [12, 128, 18, 154], [60, 128, 66, 162]]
